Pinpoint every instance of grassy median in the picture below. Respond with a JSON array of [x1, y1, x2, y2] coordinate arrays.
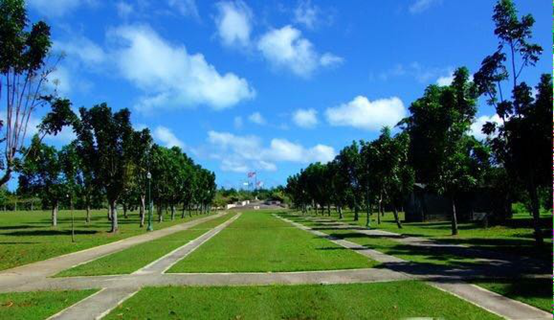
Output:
[[56, 213, 236, 277], [104, 281, 500, 320], [168, 210, 376, 273]]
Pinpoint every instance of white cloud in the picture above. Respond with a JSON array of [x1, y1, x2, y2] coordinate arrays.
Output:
[[257, 25, 342, 77], [293, 0, 319, 29], [109, 25, 255, 112], [409, 0, 442, 14], [471, 114, 502, 141], [47, 66, 72, 96], [377, 62, 451, 84], [153, 126, 185, 149], [248, 112, 266, 125], [168, 0, 200, 19], [116, 1, 133, 19], [233, 116, 244, 129], [326, 96, 406, 131], [214, 0, 252, 48], [436, 72, 454, 86], [54, 36, 106, 67], [27, 0, 95, 17], [292, 108, 318, 128], [205, 130, 335, 172], [319, 53, 344, 67]]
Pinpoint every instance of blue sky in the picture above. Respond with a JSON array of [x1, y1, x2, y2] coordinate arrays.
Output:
[[23, 0, 552, 189]]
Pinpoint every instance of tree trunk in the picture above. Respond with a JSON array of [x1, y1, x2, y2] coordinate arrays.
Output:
[[378, 193, 384, 217], [123, 203, 128, 219], [170, 205, 175, 221], [377, 201, 381, 225], [139, 195, 146, 228], [528, 183, 544, 245], [392, 205, 402, 229], [110, 200, 119, 233], [85, 202, 91, 224], [157, 205, 163, 222], [107, 207, 112, 221], [366, 201, 371, 228], [451, 196, 458, 236], [338, 206, 343, 219], [327, 204, 331, 216], [354, 204, 359, 221], [181, 205, 186, 219], [51, 201, 58, 227]]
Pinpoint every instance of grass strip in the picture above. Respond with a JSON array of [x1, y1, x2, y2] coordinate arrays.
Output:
[[104, 281, 500, 320], [168, 210, 377, 273], [0, 290, 97, 320], [472, 278, 552, 312], [56, 213, 236, 277], [0, 209, 216, 271]]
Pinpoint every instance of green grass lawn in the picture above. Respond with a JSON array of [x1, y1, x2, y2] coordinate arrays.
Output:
[[168, 210, 377, 273], [281, 212, 552, 313], [0, 290, 96, 320], [104, 281, 500, 320], [0, 209, 216, 271], [472, 278, 552, 312], [56, 213, 236, 277], [295, 207, 552, 263]]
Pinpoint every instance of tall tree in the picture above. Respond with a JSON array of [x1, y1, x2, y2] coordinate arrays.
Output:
[[474, 0, 547, 245], [18, 136, 65, 226], [74, 104, 135, 233], [337, 142, 363, 221], [404, 68, 486, 235], [0, 0, 62, 187]]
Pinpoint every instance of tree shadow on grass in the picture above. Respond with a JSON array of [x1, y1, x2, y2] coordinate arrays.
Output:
[[6, 229, 98, 236], [0, 225, 35, 231]]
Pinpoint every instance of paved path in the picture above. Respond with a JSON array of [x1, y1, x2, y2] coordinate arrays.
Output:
[[276, 214, 551, 320], [47, 213, 242, 320], [0, 211, 550, 320], [0, 212, 228, 292], [304, 215, 550, 277]]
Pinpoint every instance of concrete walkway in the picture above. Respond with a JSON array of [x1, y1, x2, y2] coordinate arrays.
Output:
[[47, 213, 242, 320], [276, 214, 551, 320], [1, 211, 550, 320], [304, 215, 550, 277], [0, 212, 228, 292]]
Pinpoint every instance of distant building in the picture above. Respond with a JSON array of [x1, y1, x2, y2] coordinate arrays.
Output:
[[404, 183, 511, 222]]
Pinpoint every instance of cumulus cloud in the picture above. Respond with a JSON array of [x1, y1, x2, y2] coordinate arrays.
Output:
[[471, 114, 502, 141], [108, 25, 255, 112], [436, 73, 454, 86], [326, 96, 406, 131], [205, 131, 335, 172], [54, 36, 106, 68], [292, 108, 318, 128], [293, 0, 319, 29], [409, 0, 442, 14], [27, 0, 95, 17], [248, 112, 266, 125], [233, 116, 244, 129], [153, 126, 185, 149], [257, 25, 342, 77], [377, 62, 450, 84], [215, 0, 253, 48], [168, 0, 200, 19], [116, 1, 134, 18]]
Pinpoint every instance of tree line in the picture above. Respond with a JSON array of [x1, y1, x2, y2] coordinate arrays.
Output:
[[0, 1, 216, 233], [286, 0, 551, 245]]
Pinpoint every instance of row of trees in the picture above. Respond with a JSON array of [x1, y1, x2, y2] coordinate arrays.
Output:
[[286, 0, 551, 244], [18, 104, 217, 232], [0, 1, 217, 233]]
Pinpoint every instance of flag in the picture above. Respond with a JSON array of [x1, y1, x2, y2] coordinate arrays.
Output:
[[248, 171, 256, 178]]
